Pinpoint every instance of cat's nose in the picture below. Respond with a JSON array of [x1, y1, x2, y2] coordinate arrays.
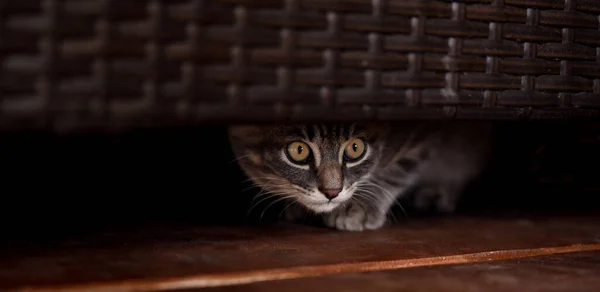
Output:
[[320, 188, 342, 200]]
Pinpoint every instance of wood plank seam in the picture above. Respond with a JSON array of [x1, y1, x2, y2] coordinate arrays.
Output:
[[10, 243, 600, 292]]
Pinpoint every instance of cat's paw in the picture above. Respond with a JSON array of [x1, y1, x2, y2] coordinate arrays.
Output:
[[323, 202, 386, 232]]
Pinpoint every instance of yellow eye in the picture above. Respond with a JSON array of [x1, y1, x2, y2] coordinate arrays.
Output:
[[286, 141, 311, 163], [344, 138, 366, 162]]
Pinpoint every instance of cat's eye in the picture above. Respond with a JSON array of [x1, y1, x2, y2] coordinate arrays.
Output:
[[286, 141, 311, 164], [344, 138, 366, 162]]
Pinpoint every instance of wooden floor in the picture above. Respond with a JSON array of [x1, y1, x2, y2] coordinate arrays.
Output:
[[2, 214, 599, 292]]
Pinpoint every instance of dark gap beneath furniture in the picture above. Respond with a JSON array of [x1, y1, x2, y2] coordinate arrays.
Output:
[[0, 121, 599, 245]]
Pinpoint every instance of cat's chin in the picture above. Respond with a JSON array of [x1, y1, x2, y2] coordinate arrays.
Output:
[[301, 201, 341, 213], [298, 191, 354, 214]]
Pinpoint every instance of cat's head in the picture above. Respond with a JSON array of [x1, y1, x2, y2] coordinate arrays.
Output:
[[229, 124, 390, 213]]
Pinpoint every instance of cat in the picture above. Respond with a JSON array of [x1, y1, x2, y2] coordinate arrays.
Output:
[[228, 122, 493, 232]]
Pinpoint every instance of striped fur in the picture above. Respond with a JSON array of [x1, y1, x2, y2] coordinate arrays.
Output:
[[229, 122, 492, 231]]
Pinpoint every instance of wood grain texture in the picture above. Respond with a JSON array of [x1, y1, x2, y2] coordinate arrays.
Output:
[[10, 244, 600, 292], [2, 215, 600, 292]]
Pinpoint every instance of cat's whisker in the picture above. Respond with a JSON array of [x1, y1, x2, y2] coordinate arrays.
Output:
[[241, 179, 278, 193], [353, 190, 380, 209], [359, 181, 387, 192], [247, 184, 305, 219], [242, 175, 288, 184], [259, 195, 297, 222], [350, 194, 392, 224], [241, 177, 257, 184], [229, 154, 250, 164], [247, 192, 280, 217], [249, 183, 295, 201], [242, 183, 263, 193], [358, 181, 399, 201], [356, 185, 408, 220], [388, 199, 408, 220], [260, 186, 302, 195], [250, 186, 298, 204], [249, 188, 271, 205], [278, 199, 299, 220], [253, 176, 290, 182], [380, 191, 407, 220], [350, 193, 375, 209], [241, 177, 291, 190], [358, 192, 399, 225]]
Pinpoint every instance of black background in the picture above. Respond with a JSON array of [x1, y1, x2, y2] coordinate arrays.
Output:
[[1, 121, 599, 243]]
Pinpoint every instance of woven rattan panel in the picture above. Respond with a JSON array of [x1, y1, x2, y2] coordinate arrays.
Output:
[[1, 0, 599, 132]]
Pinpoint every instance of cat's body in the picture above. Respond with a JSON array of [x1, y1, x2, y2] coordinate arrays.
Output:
[[229, 122, 493, 231]]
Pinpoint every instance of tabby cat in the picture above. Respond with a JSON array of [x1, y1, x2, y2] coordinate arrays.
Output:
[[229, 122, 492, 232]]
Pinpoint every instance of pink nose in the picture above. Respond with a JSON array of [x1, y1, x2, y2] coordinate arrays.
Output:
[[320, 188, 342, 200]]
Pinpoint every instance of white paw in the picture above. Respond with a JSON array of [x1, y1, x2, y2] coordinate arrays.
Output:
[[323, 202, 386, 232]]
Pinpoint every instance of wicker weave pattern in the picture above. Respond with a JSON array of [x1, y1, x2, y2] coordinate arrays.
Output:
[[0, 0, 599, 131]]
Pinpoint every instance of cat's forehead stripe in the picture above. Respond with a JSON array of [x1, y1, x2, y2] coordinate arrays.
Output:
[[320, 124, 328, 136], [348, 124, 356, 137], [300, 124, 354, 141], [313, 125, 321, 140], [279, 124, 359, 146], [294, 126, 307, 140]]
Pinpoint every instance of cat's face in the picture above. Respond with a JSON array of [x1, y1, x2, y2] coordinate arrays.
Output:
[[229, 124, 389, 213]]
